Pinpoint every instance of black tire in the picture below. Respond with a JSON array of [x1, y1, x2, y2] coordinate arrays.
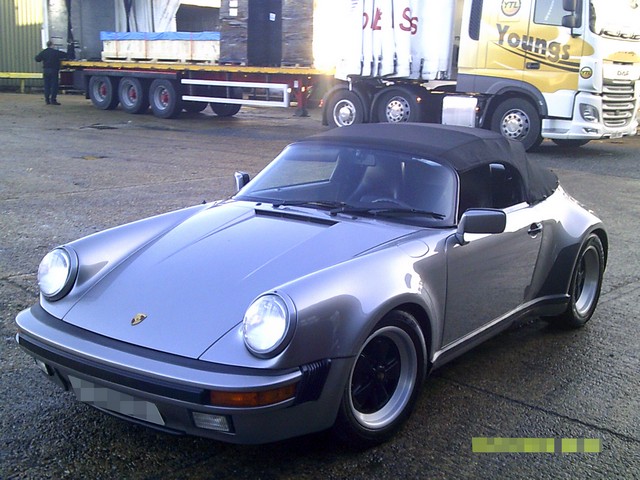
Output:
[[118, 77, 149, 114], [333, 310, 426, 447], [210, 86, 242, 117], [552, 139, 591, 148], [88, 75, 119, 110], [326, 89, 365, 128], [552, 234, 605, 328], [375, 87, 422, 123], [149, 79, 182, 119], [183, 101, 209, 113], [490, 98, 543, 151]]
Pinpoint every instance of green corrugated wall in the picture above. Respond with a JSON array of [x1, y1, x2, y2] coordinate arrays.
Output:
[[1, 0, 44, 90]]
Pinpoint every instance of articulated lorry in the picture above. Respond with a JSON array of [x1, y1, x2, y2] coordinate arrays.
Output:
[[50, 0, 640, 150]]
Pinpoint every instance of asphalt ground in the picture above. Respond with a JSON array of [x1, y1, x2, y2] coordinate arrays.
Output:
[[1, 92, 638, 479]]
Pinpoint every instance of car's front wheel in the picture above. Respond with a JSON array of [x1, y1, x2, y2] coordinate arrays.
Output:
[[553, 234, 605, 328], [333, 310, 426, 447]]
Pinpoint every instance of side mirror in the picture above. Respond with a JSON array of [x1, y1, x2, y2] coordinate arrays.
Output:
[[456, 209, 506, 245], [562, 14, 579, 29], [562, 0, 577, 12], [234, 171, 251, 192]]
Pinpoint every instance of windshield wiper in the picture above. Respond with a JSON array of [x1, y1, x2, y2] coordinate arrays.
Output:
[[330, 205, 445, 220], [270, 200, 346, 210], [269, 200, 445, 220]]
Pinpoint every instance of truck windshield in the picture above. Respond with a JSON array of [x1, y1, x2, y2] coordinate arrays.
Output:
[[589, 0, 640, 39]]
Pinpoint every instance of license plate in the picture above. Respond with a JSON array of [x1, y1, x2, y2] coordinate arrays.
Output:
[[611, 132, 623, 139], [69, 376, 165, 426]]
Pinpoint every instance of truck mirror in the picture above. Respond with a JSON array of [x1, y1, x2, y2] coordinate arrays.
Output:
[[562, 0, 577, 12], [562, 14, 580, 31]]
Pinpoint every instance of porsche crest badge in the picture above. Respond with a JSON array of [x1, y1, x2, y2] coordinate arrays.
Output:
[[131, 313, 148, 326]]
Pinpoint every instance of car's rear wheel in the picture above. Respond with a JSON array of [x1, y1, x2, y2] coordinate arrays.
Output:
[[333, 310, 426, 447], [553, 234, 604, 328]]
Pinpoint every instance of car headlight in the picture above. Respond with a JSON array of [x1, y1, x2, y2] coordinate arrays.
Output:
[[38, 247, 78, 301], [243, 294, 295, 358]]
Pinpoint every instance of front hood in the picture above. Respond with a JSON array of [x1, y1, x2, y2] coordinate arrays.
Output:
[[63, 202, 412, 359]]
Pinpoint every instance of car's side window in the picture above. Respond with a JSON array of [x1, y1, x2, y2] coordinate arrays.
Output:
[[458, 163, 525, 219]]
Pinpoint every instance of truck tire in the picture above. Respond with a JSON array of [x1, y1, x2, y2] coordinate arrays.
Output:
[[552, 139, 591, 148], [209, 87, 242, 117], [375, 87, 422, 124], [326, 89, 366, 128], [118, 77, 149, 114], [183, 101, 209, 113], [88, 75, 119, 110], [490, 98, 543, 151], [149, 79, 182, 119]]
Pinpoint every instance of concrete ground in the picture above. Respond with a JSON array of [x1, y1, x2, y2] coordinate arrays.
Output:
[[1, 92, 638, 479]]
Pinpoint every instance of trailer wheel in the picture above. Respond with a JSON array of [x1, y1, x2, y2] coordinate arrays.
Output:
[[183, 101, 209, 113], [375, 87, 422, 124], [326, 89, 365, 128], [118, 77, 149, 114], [149, 79, 182, 119], [552, 139, 590, 148], [210, 87, 242, 117], [210, 102, 241, 117], [88, 75, 119, 110], [490, 98, 543, 151]]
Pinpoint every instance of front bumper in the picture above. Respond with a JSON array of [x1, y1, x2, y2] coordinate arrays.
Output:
[[16, 305, 350, 444], [542, 91, 639, 140]]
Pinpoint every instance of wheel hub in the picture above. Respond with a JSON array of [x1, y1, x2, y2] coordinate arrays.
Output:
[[501, 109, 530, 139], [335, 100, 356, 126], [385, 97, 410, 123]]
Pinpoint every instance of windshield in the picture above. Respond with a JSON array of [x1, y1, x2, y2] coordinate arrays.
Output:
[[235, 142, 457, 226], [590, 0, 640, 39]]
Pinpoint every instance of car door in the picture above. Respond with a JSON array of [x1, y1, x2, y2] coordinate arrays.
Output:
[[442, 163, 544, 346]]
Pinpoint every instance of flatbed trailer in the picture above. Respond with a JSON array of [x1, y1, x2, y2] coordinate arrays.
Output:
[[61, 60, 334, 119]]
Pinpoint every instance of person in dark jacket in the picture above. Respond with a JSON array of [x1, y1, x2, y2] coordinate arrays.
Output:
[[35, 40, 67, 105]]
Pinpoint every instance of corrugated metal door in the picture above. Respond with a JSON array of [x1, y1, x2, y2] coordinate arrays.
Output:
[[0, 0, 45, 89]]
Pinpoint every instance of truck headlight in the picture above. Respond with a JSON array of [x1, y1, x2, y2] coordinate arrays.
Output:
[[243, 294, 295, 358], [579, 104, 599, 123], [38, 247, 78, 301]]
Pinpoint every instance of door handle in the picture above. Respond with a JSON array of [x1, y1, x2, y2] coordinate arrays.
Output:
[[528, 223, 543, 236]]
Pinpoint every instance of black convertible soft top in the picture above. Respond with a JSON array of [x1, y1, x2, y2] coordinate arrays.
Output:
[[307, 123, 558, 204]]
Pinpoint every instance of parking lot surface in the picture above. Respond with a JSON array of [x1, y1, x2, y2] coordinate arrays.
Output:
[[1, 93, 638, 479]]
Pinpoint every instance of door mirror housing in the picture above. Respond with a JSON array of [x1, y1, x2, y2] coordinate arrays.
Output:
[[456, 209, 507, 245], [234, 171, 251, 192]]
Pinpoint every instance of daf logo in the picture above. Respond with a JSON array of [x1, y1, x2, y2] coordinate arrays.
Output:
[[618, 70, 630, 76], [501, 0, 521, 16], [131, 313, 148, 326], [580, 67, 593, 79]]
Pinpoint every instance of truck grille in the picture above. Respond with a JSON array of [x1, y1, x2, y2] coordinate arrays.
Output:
[[602, 80, 636, 128]]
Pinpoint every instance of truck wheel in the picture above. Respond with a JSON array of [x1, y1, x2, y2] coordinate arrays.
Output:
[[375, 87, 422, 123], [183, 101, 208, 113], [210, 102, 241, 117], [210, 87, 242, 117], [552, 139, 590, 148], [88, 75, 119, 110], [326, 89, 365, 128], [149, 79, 182, 119], [118, 77, 149, 114], [490, 98, 542, 151]]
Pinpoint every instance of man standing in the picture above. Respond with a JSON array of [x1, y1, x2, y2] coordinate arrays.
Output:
[[35, 40, 67, 105]]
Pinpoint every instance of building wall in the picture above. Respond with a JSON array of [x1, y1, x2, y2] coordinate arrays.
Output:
[[0, 0, 45, 90]]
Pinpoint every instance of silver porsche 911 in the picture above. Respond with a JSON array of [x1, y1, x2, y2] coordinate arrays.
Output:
[[16, 124, 607, 447]]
